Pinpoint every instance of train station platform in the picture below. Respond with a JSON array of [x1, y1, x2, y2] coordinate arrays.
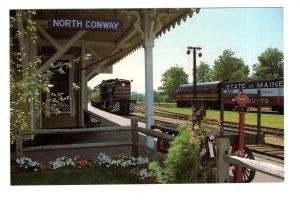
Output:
[[10, 106, 284, 183], [10, 106, 164, 168]]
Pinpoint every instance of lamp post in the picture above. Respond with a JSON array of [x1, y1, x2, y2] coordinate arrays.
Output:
[[187, 46, 203, 125], [187, 46, 202, 99]]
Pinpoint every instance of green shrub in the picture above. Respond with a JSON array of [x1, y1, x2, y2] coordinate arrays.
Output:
[[148, 161, 164, 183], [163, 119, 206, 183]]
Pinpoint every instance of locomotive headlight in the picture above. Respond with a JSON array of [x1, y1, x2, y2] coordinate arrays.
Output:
[[122, 83, 125, 86]]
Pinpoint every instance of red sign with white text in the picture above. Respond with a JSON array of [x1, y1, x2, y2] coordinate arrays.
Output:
[[235, 91, 249, 108]]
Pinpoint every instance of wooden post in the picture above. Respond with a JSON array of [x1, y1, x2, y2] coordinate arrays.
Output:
[[257, 89, 262, 144], [216, 138, 230, 183], [131, 118, 139, 157], [16, 129, 23, 159], [80, 43, 86, 127], [220, 88, 224, 137]]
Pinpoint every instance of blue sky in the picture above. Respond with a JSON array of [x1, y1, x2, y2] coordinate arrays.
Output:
[[88, 7, 283, 93]]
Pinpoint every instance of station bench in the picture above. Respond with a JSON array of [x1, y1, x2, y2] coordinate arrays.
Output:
[[151, 124, 178, 154], [84, 110, 101, 128]]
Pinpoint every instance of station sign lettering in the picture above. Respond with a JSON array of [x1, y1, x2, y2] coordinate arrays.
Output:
[[98, 65, 113, 74], [223, 79, 284, 90], [48, 18, 123, 32]]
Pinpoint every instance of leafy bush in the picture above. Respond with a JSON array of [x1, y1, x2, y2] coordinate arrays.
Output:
[[148, 161, 164, 183], [162, 118, 207, 183]]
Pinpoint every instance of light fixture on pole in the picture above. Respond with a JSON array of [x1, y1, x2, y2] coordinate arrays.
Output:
[[187, 46, 203, 125], [186, 46, 202, 100]]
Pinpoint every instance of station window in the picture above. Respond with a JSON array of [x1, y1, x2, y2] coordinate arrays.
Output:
[[45, 57, 75, 116]]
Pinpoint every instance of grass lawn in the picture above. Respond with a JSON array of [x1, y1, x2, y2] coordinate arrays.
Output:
[[155, 106, 284, 129], [11, 167, 140, 185]]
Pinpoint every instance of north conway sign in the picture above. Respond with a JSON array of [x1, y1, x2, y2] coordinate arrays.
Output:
[[48, 18, 123, 31]]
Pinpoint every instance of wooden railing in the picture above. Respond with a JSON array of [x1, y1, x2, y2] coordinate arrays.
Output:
[[16, 120, 284, 183], [16, 119, 175, 159], [216, 138, 284, 183]]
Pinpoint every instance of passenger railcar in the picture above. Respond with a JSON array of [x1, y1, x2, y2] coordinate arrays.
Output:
[[176, 81, 221, 109], [91, 78, 136, 114], [176, 78, 284, 114]]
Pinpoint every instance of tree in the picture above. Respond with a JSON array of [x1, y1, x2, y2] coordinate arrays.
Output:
[[153, 90, 161, 103], [136, 93, 145, 102], [87, 86, 92, 102], [10, 10, 46, 143], [252, 48, 283, 78], [196, 62, 214, 82], [213, 49, 249, 81], [10, 10, 86, 143], [159, 66, 188, 102]]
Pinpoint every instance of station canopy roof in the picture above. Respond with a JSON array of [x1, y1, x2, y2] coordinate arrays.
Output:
[[33, 9, 200, 80]]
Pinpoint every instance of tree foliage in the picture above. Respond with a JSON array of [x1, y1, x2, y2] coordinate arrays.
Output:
[[10, 10, 47, 143], [213, 49, 249, 81], [159, 66, 188, 102], [196, 61, 214, 82], [10, 10, 86, 143], [153, 90, 161, 103], [87, 86, 93, 102], [252, 48, 283, 78]]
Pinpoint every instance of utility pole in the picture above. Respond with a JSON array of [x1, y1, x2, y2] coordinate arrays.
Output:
[[187, 46, 204, 125]]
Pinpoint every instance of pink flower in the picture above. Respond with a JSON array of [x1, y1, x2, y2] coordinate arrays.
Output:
[[209, 132, 216, 140], [193, 124, 200, 132], [189, 132, 200, 144]]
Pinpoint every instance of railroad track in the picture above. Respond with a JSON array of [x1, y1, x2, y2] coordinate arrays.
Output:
[[134, 105, 284, 136], [130, 105, 284, 160], [134, 106, 189, 120]]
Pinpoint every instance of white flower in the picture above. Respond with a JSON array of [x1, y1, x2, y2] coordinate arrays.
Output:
[[139, 169, 149, 179]]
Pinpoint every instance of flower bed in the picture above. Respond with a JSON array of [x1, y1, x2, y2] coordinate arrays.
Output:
[[15, 153, 157, 184]]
